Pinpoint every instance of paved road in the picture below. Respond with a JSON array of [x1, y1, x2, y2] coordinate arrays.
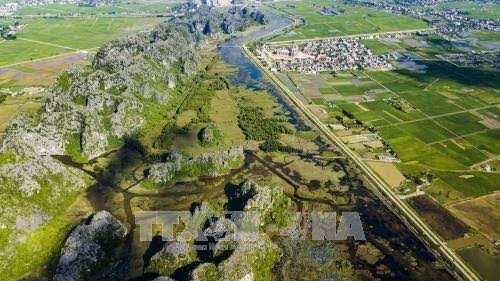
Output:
[[242, 43, 482, 281], [267, 28, 436, 45]]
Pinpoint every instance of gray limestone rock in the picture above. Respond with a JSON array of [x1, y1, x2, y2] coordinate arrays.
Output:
[[53, 211, 127, 281]]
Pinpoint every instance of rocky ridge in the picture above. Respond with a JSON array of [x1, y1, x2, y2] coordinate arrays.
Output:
[[148, 146, 245, 184], [0, 6, 267, 277]]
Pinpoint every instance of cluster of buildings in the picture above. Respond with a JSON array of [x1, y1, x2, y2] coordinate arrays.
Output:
[[437, 51, 500, 68], [259, 39, 392, 73], [320, 6, 343, 16], [189, 0, 260, 8], [348, 0, 499, 36], [190, 0, 232, 7], [383, 97, 414, 113]]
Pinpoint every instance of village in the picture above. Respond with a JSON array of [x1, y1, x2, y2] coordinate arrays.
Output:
[[348, 0, 500, 36], [258, 38, 393, 73], [189, 0, 262, 8]]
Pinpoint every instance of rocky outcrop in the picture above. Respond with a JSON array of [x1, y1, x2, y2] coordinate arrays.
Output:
[[147, 181, 290, 280], [148, 146, 244, 184], [216, 233, 279, 281], [147, 202, 217, 276], [170, 6, 268, 38], [148, 241, 196, 277], [190, 263, 220, 281], [229, 180, 292, 228], [199, 126, 215, 143], [0, 155, 86, 197], [198, 125, 223, 146], [244, 8, 268, 25], [53, 211, 127, 281], [81, 113, 109, 159]]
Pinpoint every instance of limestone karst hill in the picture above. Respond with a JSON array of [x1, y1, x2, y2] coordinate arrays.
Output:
[[0, 6, 267, 279]]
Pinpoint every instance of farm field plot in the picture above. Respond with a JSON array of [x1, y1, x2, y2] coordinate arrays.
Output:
[[448, 192, 500, 242], [15, 2, 176, 16], [431, 140, 488, 167], [378, 127, 466, 170], [477, 107, 500, 122], [409, 195, 470, 241], [398, 91, 464, 116], [290, 71, 396, 103], [398, 119, 454, 143], [0, 38, 68, 67], [464, 129, 500, 155], [15, 4, 130, 16], [435, 112, 488, 136], [16, 17, 162, 50], [472, 30, 500, 42], [322, 79, 387, 97], [265, 0, 429, 42], [398, 164, 500, 201], [360, 39, 404, 55], [0, 52, 90, 89], [366, 160, 405, 188], [0, 17, 163, 66]]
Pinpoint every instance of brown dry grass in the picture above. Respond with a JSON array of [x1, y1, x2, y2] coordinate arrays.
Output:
[[448, 192, 500, 241], [0, 52, 89, 88], [366, 160, 406, 188]]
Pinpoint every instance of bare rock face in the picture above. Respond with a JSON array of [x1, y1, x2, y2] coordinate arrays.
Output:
[[81, 113, 109, 159], [54, 211, 127, 281], [1, 111, 82, 157], [0, 155, 86, 197]]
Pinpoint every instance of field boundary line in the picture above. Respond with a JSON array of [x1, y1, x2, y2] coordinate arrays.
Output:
[[17, 37, 78, 51], [445, 190, 500, 208], [377, 105, 498, 129], [364, 72, 487, 154]]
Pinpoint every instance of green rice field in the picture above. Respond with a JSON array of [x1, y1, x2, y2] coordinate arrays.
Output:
[[264, 0, 429, 42], [0, 17, 163, 66]]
